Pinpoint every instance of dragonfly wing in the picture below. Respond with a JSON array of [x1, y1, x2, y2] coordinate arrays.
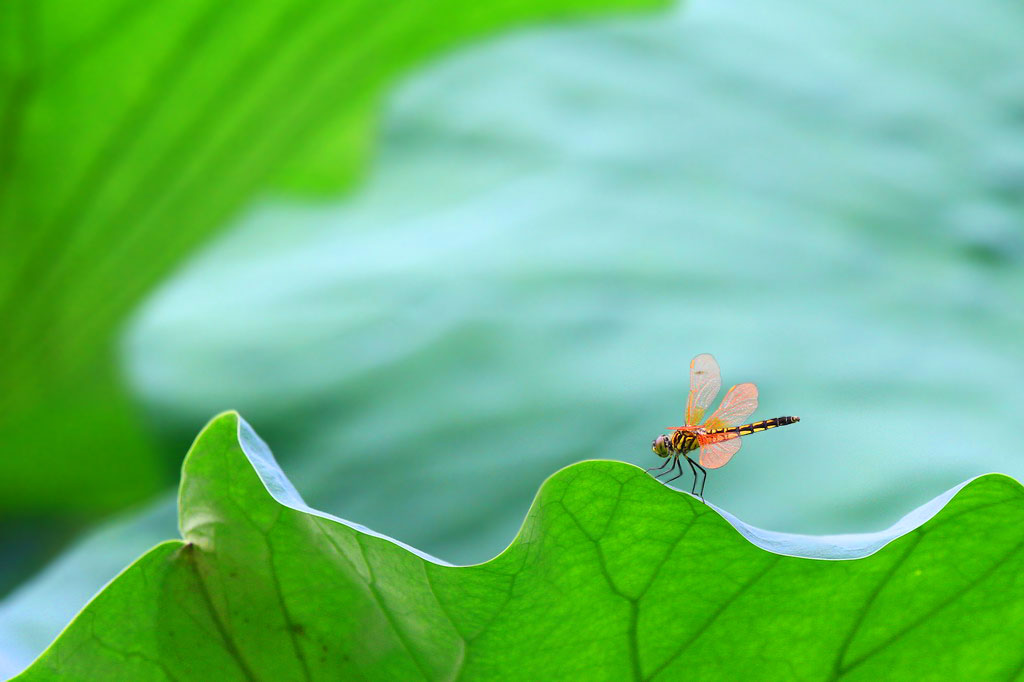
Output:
[[702, 382, 758, 430], [686, 354, 722, 426], [698, 433, 742, 469]]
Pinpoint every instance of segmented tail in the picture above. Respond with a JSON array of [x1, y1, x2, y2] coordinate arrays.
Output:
[[711, 416, 800, 436]]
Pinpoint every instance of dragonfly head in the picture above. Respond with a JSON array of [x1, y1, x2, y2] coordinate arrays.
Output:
[[651, 434, 672, 458]]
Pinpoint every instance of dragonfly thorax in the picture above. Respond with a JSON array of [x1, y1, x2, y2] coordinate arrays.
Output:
[[670, 428, 701, 454]]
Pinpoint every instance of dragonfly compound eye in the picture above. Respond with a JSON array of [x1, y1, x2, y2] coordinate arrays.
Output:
[[651, 435, 671, 457]]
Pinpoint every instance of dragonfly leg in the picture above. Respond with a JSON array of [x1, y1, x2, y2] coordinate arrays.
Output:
[[685, 457, 700, 495], [691, 459, 708, 502], [654, 456, 679, 479], [646, 458, 672, 474], [664, 458, 686, 484]]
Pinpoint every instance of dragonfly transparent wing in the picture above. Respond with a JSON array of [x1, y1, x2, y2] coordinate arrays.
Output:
[[702, 382, 758, 430], [698, 433, 743, 469], [686, 353, 722, 426]]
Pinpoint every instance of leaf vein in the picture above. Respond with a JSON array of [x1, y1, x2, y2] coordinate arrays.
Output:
[[830, 531, 924, 678], [184, 544, 259, 681], [838, 534, 1024, 677], [645, 554, 782, 681], [353, 534, 431, 681]]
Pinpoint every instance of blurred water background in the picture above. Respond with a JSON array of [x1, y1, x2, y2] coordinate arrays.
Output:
[[2, 0, 1024, 674]]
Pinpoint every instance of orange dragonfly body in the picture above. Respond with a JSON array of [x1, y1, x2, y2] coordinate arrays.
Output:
[[650, 353, 799, 498]]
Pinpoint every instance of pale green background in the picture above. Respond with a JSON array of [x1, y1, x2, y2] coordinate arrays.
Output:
[[125, 0, 1024, 557]]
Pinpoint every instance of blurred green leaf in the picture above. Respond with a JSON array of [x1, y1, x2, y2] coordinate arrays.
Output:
[[15, 413, 1024, 680], [0, 0, 666, 514]]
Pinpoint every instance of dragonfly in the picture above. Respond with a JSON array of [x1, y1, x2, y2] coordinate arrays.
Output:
[[649, 353, 799, 499]]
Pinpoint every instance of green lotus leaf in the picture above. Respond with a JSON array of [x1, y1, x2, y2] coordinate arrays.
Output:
[[14, 412, 1024, 680]]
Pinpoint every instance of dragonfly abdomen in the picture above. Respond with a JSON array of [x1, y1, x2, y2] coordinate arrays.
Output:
[[712, 416, 800, 437]]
